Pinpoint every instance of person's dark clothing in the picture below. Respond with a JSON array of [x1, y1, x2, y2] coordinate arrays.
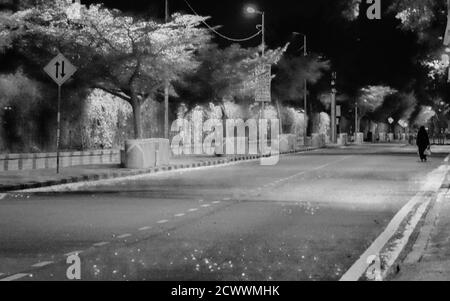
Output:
[[417, 127, 430, 162]]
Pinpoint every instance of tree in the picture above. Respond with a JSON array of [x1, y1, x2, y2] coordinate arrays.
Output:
[[357, 85, 397, 122], [3, 0, 212, 138], [273, 54, 330, 105], [175, 42, 288, 119]]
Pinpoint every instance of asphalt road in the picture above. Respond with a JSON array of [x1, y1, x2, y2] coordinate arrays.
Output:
[[0, 144, 447, 281]]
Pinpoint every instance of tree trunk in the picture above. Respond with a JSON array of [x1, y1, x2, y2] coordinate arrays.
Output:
[[131, 97, 143, 139]]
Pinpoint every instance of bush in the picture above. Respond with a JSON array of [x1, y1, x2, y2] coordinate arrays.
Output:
[[80, 89, 133, 149], [0, 70, 42, 152]]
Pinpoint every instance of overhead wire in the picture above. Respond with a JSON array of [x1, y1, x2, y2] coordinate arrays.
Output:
[[182, 0, 262, 42]]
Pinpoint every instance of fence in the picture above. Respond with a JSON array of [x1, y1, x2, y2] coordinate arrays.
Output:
[[0, 149, 121, 172]]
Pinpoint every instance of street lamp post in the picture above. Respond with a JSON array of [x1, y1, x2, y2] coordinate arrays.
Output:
[[355, 101, 358, 137], [246, 6, 266, 153], [246, 6, 265, 114], [164, 0, 170, 139], [294, 32, 308, 145]]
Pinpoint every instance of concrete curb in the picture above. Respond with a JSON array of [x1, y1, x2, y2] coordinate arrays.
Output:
[[0, 147, 320, 193], [386, 171, 450, 281]]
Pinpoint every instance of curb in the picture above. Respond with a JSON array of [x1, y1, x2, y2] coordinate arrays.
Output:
[[385, 171, 450, 281], [0, 147, 320, 193]]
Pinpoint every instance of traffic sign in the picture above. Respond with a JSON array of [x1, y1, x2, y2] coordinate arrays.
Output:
[[255, 64, 272, 103], [44, 53, 77, 86], [43, 53, 77, 174], [388, 117, 394, 125]]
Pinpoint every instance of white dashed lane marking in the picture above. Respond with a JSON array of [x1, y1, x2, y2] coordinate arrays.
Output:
[[200, 204, 211, 208], [93, 242, 110, 247], [0, 273, 29, 281], [157, 220, 169, 224], [188, 208, 198, 212], [139, 226, 151, 231], [117, 234, 132, 239], [212, 201, 221, 204], [32, 261, 53, 268], [174, 213, 185, 217]]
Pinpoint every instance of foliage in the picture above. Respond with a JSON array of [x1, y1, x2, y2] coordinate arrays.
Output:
[[372, 92, 417, 123], [0, 70, 42, 152], [273, 54, 330, 104], [357, 85, 397, 120], [175, 42, 288, 114], [2, 0, 213, 138], [414, 106, 436, 126], [80, 89, 132, 149]]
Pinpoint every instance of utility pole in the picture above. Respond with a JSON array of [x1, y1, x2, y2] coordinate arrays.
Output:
[[331, 72, 337, 144], [260, 11, 266, 155], [303, 34, 308, 145], [164, 0, 170, 139], [355, 101, 358, 136], [261, 12, 265, 121]]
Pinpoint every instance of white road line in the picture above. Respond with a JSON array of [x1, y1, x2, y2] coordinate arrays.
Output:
[[64, 251, 83, 257], [212, 201, 221, 204], [340, 164, 448, 281], [174, 213, 185, 217], [188, 208, 198, 212], [0, 273, 29, 281], [139, 226, 151, 231], [200, 204, 211, 208], [117, 234, 132, 239], [17, 151, 312, 194], [157, 220, 169, 224], [32, 261, 53, 268], [93, 242, 110, 247]]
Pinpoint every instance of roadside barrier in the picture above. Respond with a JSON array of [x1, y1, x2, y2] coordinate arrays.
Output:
[[0, 150, 120, 172]]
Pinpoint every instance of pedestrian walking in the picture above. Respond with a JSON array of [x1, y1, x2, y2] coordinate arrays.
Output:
[[416, 126, 431, 162]]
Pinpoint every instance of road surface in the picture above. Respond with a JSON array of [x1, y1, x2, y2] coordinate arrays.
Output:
[[0, 144, 447, 281]]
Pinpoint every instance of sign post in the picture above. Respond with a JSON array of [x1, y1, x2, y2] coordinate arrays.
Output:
[[44, 53, 77, 173], [331, 72, 337, 144]]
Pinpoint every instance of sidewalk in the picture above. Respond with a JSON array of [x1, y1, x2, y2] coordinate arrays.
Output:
[[0, 147, 318, 193], [393, 168, 450, 281]]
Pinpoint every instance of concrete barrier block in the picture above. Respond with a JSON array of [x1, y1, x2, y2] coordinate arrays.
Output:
[[125, 139, 169, 169], [338, 134, 349, 146], [7, 159, 19, 171], [312, 133, 326, 148], [388, 133, 394, 142], [355, 133, 364, 145], [21, 158, 33, 170]]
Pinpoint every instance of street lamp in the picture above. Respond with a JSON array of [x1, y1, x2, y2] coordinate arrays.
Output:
[[246, 5, 266, 153], [293, 32, 308, 144], [245, 5, 265, 56]]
